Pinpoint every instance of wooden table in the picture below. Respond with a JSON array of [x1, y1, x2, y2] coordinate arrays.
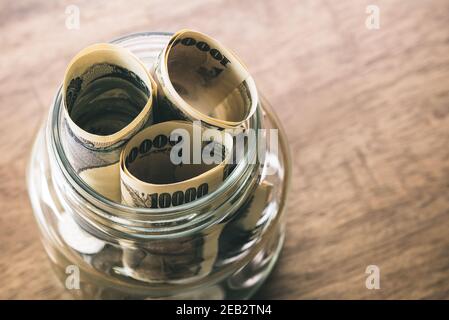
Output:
[[1, 0, 448, 299]]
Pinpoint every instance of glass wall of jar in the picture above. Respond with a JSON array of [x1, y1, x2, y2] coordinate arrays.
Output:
[[26, 32, 291, 299]]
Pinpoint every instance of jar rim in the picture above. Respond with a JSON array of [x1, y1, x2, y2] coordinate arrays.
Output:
[[49, 84, 260, 217]]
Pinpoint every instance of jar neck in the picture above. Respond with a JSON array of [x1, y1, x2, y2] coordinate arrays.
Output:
[[47, 86, 263, 241]]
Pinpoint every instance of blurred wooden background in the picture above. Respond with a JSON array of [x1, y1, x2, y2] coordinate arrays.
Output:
[[1, 0, 449, 299]]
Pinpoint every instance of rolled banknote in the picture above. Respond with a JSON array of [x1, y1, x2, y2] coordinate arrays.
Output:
[[153, 29, 258, 128], [119, 120, 231, 282], [120, 222, 225, 283], [61, 43, 156, 201], [120, 120, 234, 208], [218, 181, 273, 261]]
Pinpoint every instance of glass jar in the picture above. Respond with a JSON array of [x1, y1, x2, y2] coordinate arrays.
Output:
[[26, 32, 291, 299]]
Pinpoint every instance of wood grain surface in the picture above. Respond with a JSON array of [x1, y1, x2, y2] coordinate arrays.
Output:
[[1, 0, 448, 299]]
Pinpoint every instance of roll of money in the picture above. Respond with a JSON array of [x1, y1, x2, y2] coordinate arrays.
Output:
[[120, 120, 234, 208], [119, 120, 231, 282], [121, 222, 225, 283], [153, 29, 258, 128], [61, 43, 156, 201], [218, 181, 273, 262]]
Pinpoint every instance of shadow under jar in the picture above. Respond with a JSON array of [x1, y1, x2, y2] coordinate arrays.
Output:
[[26, 32, 291, 300]]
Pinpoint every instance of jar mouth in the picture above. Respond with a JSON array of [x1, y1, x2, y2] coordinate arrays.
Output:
[[49, 84, 260, 218]]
